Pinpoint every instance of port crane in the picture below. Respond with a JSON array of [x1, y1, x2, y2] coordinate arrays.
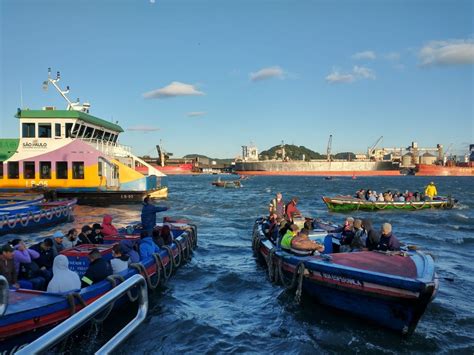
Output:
[[327, 135, 332, 162], [368, 136, 383, 159]]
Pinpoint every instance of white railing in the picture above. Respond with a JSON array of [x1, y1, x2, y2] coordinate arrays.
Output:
[[82, 138, 132, 157]]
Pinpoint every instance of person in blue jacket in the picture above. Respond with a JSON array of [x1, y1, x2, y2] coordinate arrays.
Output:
[[141, 195, 168, 234], [139, 231, 161, 260]]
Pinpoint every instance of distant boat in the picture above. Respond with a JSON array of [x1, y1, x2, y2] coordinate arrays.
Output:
[[324, 176, 333, 180], [212, 180, 242, 188]]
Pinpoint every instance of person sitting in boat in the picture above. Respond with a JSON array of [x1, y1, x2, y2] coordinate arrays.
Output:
[[377, 193, 384, 202], [368, 191, 377, 202], [139, 230, 161, 260], [424, 182, 438, 200], [276, 220, 290, 248], [280, 224, 300, 251], [141, 196, 169, 235], [81, 248, 113, 288], [0, 244, 19, 289], [101, 214, 119, 237], [269, 192, 286, 219], [160, 225, 174, 245], [47, 255, 81, 293], [291, 229, 324, 253], [349, 219, 367, 252], [332, 217, 355, 252], [362, 219, 380, 251], [30, 238, 55, 281], [119, 240, 140, 263], [11, 239, 45, 290], [90, 224, 105, 244], [77, 225, 94, 245], [405, 192, 414, 202], [110, 244, 130, 274], [383, 191, 393, 202], [52, 231, 66, 255], [285, 197, 301, 222], [63, 228, 79, 249], [375, 223, 401, 252]]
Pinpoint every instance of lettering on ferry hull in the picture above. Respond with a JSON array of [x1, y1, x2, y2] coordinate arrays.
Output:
[[320, 272, 364, 287]]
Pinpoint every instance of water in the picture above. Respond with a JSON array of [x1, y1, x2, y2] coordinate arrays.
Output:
[[16, 175, 474, 353]]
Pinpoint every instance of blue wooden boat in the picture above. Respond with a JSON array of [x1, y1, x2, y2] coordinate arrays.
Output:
[[0, 199, 76, 236], [0, 221, 197, 353], [0, 194, 44, 209], [252, 217, 438, 335]]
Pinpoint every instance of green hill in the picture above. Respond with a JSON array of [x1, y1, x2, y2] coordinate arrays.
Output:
[[259, 144, 325, 161]]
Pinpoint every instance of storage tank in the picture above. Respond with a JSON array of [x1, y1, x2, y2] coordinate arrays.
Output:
[[420, 152, 437, 165], [402, 153, 413, 167]]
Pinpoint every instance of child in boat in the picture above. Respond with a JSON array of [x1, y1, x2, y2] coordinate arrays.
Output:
[[375, 223, 401, 251], [291, 229, 324, 253], [110, 244, 130, 274], [47, 255, 81, 293]]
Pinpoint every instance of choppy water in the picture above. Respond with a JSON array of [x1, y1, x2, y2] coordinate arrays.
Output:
[[17, 175, 474, 353]]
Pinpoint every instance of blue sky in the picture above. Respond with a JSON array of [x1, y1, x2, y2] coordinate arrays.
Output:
[[1, 0, 473, 158]]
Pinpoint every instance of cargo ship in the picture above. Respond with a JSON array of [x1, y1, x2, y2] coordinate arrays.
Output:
[[413, 144, 474, 176], [0, 69, 167, 204]]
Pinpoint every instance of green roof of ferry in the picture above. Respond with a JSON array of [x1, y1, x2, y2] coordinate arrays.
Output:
[[16, 110, 124, 133]]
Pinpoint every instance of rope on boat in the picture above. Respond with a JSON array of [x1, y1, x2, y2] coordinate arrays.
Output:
[[265, 248, 277, 282], [411, 201, 427, 210], [161, 245, 175, 279], [66, 292, 87, 316], [294, 262, 306, 304], [106, 274, 140, 302], [130, 261, 160, 290], [277, 258, 300, 290], [252, 227, 261, 256], [174, 240, 183, 268]]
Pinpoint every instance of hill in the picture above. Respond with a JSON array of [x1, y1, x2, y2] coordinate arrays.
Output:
[[259, 144, 355, 161], [183, 154, 234, 164]]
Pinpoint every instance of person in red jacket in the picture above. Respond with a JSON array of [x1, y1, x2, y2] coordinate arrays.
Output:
[[285, 197, 301, 222], [101, 215, 118, 237]]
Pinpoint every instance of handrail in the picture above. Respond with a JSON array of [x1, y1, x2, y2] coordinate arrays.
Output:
[[0, 275, 8, 316], [16, 274, 148, 355]]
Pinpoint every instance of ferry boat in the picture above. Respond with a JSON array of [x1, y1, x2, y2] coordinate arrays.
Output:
[[0, 69, 167, 204]]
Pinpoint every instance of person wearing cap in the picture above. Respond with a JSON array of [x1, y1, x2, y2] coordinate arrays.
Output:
[[141, 196, 168, 234], [375, 223, 400, 252], [30, 238, 55, 281], [285, 197, 301, 222], [47, 255, 81, 293], [52, 231, 66, 255], [90, 223, 104, 244], [101, 215, 118, 237], [81, 248, 113, 288], [77, 225, 93, 245], [424, 182, 438, 200], [0, 244, 19, 289]]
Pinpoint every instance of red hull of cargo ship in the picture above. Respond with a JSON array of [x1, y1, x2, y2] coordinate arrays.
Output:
[[136, 163, 194, 175], [416, 164, 474, 176], [237, 170, 400, 176]]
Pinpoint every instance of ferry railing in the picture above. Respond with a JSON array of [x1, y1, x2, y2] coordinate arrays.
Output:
[[0, 275, 8, 316], [16, 274, 148, 355], [82, 138, 132, 157]]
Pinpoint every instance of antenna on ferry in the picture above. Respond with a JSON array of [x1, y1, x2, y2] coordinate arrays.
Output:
[[45, 68, 91, 112]]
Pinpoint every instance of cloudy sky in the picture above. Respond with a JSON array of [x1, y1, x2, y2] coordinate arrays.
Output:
[[1, 0, 473, 158]]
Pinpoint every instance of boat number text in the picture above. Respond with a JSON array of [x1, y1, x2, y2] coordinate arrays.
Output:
[[320, 272, 363, 286]]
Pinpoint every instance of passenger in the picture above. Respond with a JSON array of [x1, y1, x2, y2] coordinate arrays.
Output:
[[377, 193, 385, 202], [336, 217, 355, 252], [424, 182, 438, 200], [141, 196, 169, 234], [11, 239, 45, 290], [269, 192, 286, 219], [110, 244, 130, 274], [139, 231, 161, 260], [276, 220, 290, 248], [152, 228, 165, 247], [101, 214, 119, 237], [280, 224, 299, 251], [398, 193, 405, 202], [119, 240, 140, 263], [90, 223, 104, 244], [362, 219, 380, 251], [63, 228, 79, 249], [368, 191, 377, 202], [52, 231, 66, 255], [81, 248, 113, 287], [285, 197, 301, 222], [160, 225, 174, 245], [0, 244, 19, 289], [77, 225, 93, 245], [47, 255, 81, 293], [365, 189, 371, 201], [350, 219, 367, 251], [30, 238, 55, 281], [291, 229, 324, 253], [375, 223, 401, 251], [405, 192, 414, 202]]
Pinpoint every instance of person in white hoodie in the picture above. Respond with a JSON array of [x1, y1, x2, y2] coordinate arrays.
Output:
[[47, 255, 81, 293]]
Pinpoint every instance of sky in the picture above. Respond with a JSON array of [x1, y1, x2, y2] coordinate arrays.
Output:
[[0, 0, 473, 159]]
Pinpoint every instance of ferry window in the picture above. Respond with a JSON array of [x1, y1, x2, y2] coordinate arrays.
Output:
[[8, 162, 19, 179], [98, 161, 103, 177], [71, 124, 80, 137], [65, 123, 73, 138], [38, 124, 52, 138], [72, 162, 84, 179], [23, 161, 35, 179], [103, 132, 111, 142], [0, 162, 3, 178], [55, 123, 61, 137], [113, 135, 118, 143], [77, 125, 86, 138], [56, 161, 68, 179], [40, 161, 51, 179], [94, 130, 104, 140], [22, 123, 35, 138], [84, 126, 94, 139]]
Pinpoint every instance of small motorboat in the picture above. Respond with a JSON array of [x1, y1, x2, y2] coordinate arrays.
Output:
[[322, 195, 456, 212], [324, 176, 333, 180], [0, 193, 44, 209], [252, 217, 438, 335], [212, 180, 242, 188], [0, 219, 197, 353], [0, 198, 77, 236]]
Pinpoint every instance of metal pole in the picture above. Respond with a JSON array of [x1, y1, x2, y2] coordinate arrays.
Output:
[[16, 274, 148, 355], [0, 275, 9, 316]]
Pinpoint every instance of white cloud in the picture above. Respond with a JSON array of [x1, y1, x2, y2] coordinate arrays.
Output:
[[143, 81, 205, 99], [326, 66, 376, 84], [250, 66, 285, 82], [384, 52, 401, 61], [419, 39, 474, 66], [127, 125, 160, 132], [187, 111, 207, 117], [352, 51, 376, 60]]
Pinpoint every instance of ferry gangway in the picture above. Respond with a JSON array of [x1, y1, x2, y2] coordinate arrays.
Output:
[[16, 274, 148, 355]]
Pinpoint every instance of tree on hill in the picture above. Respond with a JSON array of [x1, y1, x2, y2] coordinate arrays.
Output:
[[259, 144, 325, 161]]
